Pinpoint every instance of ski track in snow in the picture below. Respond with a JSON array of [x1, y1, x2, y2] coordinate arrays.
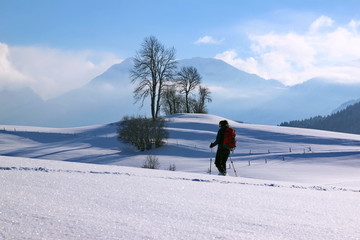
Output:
[[1, 165, 359, 193]]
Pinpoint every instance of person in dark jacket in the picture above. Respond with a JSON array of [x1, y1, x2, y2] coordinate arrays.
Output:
[[209, 120, 231, 175]]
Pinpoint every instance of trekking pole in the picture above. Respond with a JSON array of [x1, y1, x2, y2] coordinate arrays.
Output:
[[209, 148, 213, 175], [229, 151, 238, 177]]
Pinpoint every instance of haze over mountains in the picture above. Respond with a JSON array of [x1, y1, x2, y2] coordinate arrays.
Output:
[[1, 57, 360, 127]]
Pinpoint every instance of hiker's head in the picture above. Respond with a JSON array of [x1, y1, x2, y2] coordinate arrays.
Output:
[[219, 120, 229, 128]]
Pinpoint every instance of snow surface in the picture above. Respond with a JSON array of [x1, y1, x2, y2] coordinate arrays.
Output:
[[1, 113, 360, 239]]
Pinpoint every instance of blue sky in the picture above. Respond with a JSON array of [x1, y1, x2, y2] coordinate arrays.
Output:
[[1, 0, 360, 99]]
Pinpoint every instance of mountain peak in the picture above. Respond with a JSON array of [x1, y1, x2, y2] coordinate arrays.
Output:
[[89, 58, 133, 86], [178, 57, 284, 87]]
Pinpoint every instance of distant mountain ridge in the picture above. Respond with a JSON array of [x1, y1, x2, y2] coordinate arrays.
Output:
[[1, 57, 360, 127], [331, 98, 360, 114], [0, 87, 45, 125]]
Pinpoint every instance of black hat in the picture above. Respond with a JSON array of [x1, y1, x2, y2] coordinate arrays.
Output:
[[219, 120, 229, 127]]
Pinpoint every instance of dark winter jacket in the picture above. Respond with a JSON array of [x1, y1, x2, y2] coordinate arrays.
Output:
[[211, 126, 228, 150]]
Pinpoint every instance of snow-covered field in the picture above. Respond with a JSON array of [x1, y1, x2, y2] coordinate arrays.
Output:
[[1, 114, 360, 239]]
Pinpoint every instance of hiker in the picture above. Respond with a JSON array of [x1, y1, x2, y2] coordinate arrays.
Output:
[[209, 120, 231, 175]]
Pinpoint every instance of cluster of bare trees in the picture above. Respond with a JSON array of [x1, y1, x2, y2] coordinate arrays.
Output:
[[162, 66, 212, 115], [118, 36, 211, 152], [131, 36, 212, 120]]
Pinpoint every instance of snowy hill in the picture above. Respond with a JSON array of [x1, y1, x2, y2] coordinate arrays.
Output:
[[1, 114, 360, 239], [1, 113, 360, 185]]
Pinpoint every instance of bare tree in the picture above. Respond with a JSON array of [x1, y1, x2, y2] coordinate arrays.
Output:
[[177, 66, 201, 113], [130, 36, 177, 120], [193, 85, 212, 113], [161, 83, 184, 115]]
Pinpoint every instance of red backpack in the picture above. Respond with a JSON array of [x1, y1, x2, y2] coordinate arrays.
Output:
[[223, 127, 236, 150]]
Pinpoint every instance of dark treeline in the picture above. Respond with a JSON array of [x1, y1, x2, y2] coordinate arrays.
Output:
[[280, 101, 360, 134]]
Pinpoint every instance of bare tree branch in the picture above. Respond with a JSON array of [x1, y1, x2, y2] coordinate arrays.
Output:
[[177, 66, 201, 113], [130, 36, 177, 120]]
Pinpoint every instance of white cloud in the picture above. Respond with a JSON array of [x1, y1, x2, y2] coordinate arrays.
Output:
[[215, 50, 259, 75], [309, 15, 334, 34], [349, 20, 360, 32], [215, 16, 360, 85], [0, 43, 122, 99], [0, 43, 30, 88], [194, 36, 224, 45]]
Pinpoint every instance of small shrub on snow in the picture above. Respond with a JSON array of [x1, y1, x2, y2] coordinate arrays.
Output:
[[142, 155, 160, 169], [168, 163, 176, 171]]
